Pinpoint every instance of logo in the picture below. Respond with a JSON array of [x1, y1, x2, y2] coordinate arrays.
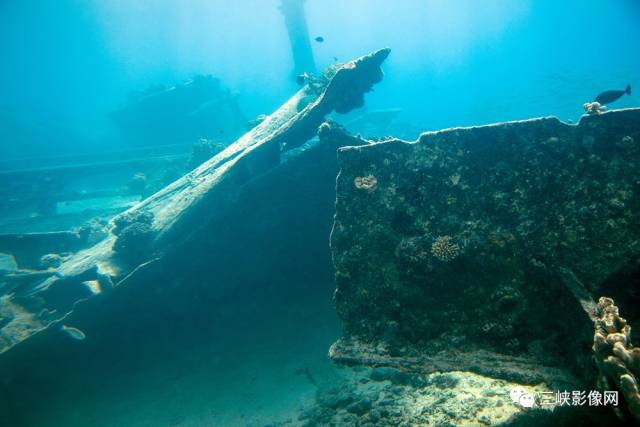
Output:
[[509, 388, 619, 408], [510, 387, 535, 408]]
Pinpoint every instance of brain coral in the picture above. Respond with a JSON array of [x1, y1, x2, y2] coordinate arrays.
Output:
[[354, 175, 378, 192]]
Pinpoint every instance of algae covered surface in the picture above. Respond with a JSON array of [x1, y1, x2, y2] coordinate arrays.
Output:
[[331, 110, 640, 389]]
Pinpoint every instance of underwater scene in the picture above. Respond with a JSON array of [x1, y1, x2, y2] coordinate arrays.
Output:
[[1, 1, 639, 426]]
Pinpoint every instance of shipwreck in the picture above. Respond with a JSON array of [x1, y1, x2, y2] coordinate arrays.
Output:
[[1, 48, 639, 426]]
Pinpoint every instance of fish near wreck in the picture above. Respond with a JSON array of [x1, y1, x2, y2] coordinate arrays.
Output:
[[594, 84, 631, 105]]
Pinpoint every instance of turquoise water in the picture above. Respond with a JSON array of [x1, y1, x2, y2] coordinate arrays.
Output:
[[0, 1, 639, 426], [1, 1, 638, 157]]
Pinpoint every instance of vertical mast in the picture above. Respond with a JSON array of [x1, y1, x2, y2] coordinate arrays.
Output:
[[279, 0, 317, 78]]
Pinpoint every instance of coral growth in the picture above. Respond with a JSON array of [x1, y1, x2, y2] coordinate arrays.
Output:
[[354, 175, 378, 192], [317, 120, 348, 140], [593, 296, 640, 422], [430, 235, 461, 262], [112, 222, 154, 262], [76, 218, 109, 245], [395, 236, 428, 263], [584, 101, 607, 115], [112, 210, 154, 236], [111, 210, 155, 262]]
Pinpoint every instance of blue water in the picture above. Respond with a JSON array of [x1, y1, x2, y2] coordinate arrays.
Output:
[[1, 0, 638, 158]]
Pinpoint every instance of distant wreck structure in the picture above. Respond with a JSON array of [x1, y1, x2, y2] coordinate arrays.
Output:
[[0, 48, 390, 356], [111, 74, 247, 146]]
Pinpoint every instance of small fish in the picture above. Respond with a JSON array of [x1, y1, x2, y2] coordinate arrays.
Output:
[[594, 84, 631, 105], [61, 325, 86, 340], [314, 36, 324, 43]]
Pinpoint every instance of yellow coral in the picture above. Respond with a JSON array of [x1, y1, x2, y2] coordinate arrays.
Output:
[[584, 101, 607, 115], [431, 235, 461, 262], [593, 297, 640, 423], [354, 175, 378, 192]]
